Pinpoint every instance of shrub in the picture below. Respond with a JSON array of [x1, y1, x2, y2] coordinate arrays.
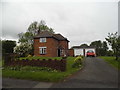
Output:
[[72, 56, 83, 68], [14, 43, 33, 57], [27, 54, 32, 57]]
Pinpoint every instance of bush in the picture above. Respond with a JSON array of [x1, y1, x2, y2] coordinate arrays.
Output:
[[14, 43, 33, 57], [72, 56, 83, 68], [27, 54, 32, 57]]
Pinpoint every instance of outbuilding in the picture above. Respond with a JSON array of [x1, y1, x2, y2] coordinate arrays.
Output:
[[71, 46, 96, 57]]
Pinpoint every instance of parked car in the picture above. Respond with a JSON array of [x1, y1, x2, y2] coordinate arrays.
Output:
[[86, 50, 96, 57]]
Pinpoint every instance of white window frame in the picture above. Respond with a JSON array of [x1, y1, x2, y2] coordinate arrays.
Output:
[[39, 47, 47, 54], [40, 38, 46, 43]]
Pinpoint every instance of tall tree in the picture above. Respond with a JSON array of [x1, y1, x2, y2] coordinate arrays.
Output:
[[90, 40, 102, 56], [15, 20, 54, 56], [106, 50, 114, 56], [80, 44, 89, 48], [2, 40, 16, 54], [101, 41, 108, 56], [18, 20, 54, 44], [90, 40, 108, 56], [105, 32, 120, 60]]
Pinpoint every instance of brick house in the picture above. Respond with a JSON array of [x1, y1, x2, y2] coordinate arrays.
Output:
[[34, 31, 70, 57]]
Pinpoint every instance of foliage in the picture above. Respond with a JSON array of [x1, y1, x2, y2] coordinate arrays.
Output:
[[3, 57, 83, 82], [14, 43, 33, 57], [100, 56, 120, 69], [18, 56, 62, 60], [90, 40, 108, 56], [27, 54, 32, 57], [15, 20, 54, 56], [2, 40, 16, 54], [105, 32, 120, 60], [101, 41, 109, 56], [80, 44, 88, 48], [106, 50, 114, 56], [2, 40, 16, 60], [72, 56, 83, 68], [0, 60, 2, 67], [18, 20, 54, 44]]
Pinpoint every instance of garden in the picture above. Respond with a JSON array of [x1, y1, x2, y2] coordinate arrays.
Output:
[[2, 56, 84, 82]]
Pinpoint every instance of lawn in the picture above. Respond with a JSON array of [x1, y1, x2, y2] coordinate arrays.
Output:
[[99, 56, 120, 69], [2, 57, 84, 82]]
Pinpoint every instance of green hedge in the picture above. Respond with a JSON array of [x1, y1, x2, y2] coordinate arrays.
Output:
[[18, 56, 62, 61]]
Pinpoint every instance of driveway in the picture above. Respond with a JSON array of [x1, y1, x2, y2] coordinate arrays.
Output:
[[2, 57, 118, 88], [50, 57, 118, 88]]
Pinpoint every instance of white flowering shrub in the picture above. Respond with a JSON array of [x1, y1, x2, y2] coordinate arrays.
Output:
[[14, 43, 33, 57]]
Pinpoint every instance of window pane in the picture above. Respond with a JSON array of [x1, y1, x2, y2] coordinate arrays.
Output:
[[40, 38, 46, 42], [39, 47, 47, 54]]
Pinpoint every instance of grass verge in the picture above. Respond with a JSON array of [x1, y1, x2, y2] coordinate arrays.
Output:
[[99, 56, 120, 69], [2, 57, 83, 82]]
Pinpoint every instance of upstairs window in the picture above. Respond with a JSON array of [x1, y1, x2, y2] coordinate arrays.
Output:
[[40, 38, 46, 42], [39, 47, 47, 54]]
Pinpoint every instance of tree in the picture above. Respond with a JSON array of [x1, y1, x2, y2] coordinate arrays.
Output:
[[90, 40, 108, 56], [18, 20, 54, 44], [90, 40, 102, 56], [100, 41, 108, 56], [14, 20, 54, 56], [2, 40, 16, 54], [106, 50, 114, 56], [105, 32, 120, 60], [80, 44, 88, 48]]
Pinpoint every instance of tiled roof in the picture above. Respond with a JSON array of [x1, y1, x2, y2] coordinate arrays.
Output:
[[34, 31, 69, 42], [53, 34, 68, 41]]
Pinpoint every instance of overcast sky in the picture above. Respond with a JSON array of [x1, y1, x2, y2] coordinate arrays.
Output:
[[1, 0, 119, 48]]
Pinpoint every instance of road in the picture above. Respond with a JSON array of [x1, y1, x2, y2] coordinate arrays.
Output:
[[2, 57, 118, 88]]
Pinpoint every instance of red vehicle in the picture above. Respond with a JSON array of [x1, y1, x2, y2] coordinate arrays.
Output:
[[86, 50, 96, 57]]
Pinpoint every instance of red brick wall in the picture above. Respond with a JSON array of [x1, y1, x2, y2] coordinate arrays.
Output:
[[59, 41, 69, 56], [34, 38, 59, 57], [34, 38, 69, 57], [59, 41, 68, 49], [68, 49, 74, 56]]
